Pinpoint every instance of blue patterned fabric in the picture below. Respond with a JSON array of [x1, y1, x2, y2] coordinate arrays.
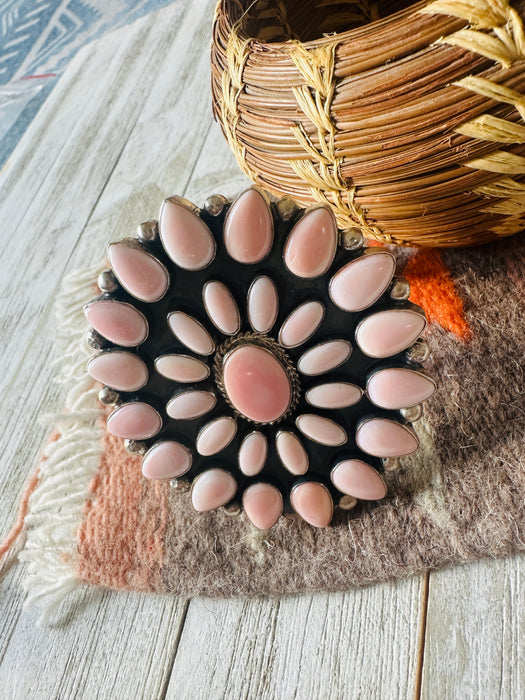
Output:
[[0, 0, 176, 168]]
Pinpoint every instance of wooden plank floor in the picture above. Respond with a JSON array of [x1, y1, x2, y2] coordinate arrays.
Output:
[[0, 2, 523, 697]]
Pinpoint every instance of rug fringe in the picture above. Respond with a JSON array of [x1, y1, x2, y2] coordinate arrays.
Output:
[[17, 262, 105, 623]]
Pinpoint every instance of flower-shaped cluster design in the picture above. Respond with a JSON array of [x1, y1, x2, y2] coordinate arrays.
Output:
[[85, 188, 435, 529]]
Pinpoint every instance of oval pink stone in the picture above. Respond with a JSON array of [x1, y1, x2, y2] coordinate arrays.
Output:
[[306, 382, 362, 409], [238, 431, 268, 476], [107, 402, 161, 440], [247, 276, 278, 333], [296, 414, 347, 446], [276, 431, 308, 475], [223, 345, 291, 423], [224, 188, 273, 263], [283, 207, 337, 278], [196, 416, 237, 456], [191, 469, 237, 512], [367, 368, 436, 409], [297, 340, 352, 376], [279, 301, 324, 348], [84, 300, 148, 347], [159, 198, 216, 270], [108, 242, 169, 302], [356, 310, 426, 358], [87, 351, 148, 391], [142, 441, 192, 480], [243, 483, 283, 530], [155, 354, 210, 383], [329, 252, 395, 312], [356, 418, 419, 457], [331, 459, 387, 500], [290, 482, 333, 528], [203, 281, 240, 335], [168, 312, 215, 356], [166, 390, 216, 420]]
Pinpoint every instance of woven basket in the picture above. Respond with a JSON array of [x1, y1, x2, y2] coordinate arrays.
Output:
[[211, 0, 525, 246]]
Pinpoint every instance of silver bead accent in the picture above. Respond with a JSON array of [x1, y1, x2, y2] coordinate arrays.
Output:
[[170, 479, 190, 492], [203, 194, 227, 216], [97, 269, 118, 293], [86, 329, 106, 350], [98, 386, 120, 405], [223, 503, 241, 516], [276, 196, 299, 221], [389, 277, 411, 301], [341, 227, 364, 250], [382, 457, 399, 472], [407, 338, 430, 364], [137, 220, 158, 241], [401, 404, 423, 422], [339, 495, 357, 510], [124, 439, 147, 455]]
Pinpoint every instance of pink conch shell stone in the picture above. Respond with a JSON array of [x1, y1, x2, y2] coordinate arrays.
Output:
[[196, 416, 237, 456], [87, 351, 148, 391], [224, 188, 273, 263], [107, 402, 161, 440], [84, 300, 148, 347], [331, 459, 387, 500], [142, 441, 192, 480], [223, 345, 291, 423], [356, 418, 419, 457], [238, 431, 268, 476], [243, 483, 283, 530], [247, 276, 278, 333], [168, 312, 215, 355], [203, 281, 240, 335], [276, 431, 308, 475], [290, 482, 333, 528], [356, 310, 426, 358], [283, 207, 337, 278], [166, 390, 216, 420], [297, 340, 351, 376], [306, 382, 362, 409], [155, 354, 210, 382], [367, 368, 436, 409], [191, 468, 237, 511], [159, 198, 215, 270], [108, 242, 169, 302], [329, 252, 395, 312], [279, 301, 324, 348], [296, 414, 347, 446]]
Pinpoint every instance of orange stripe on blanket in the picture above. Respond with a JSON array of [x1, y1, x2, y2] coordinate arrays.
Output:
[[77, 425, 169, 591], [404, 249, 470, 340]]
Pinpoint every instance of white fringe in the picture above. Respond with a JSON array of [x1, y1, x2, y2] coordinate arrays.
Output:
[[18, 262, 105, 624]]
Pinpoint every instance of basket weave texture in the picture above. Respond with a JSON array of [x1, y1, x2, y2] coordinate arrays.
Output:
[[211, 0, 525, 246]]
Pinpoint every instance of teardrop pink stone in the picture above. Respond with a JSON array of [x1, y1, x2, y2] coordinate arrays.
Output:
[[142, 441, 192, 480], [238, 432, 268, 476], [166, 391, 216, 420], [196, 417, 237, 456], [155, 354, 210, 382], [203, 281, 240, 335], [87, 351, 148, 391], [296, 414, 347, 446], [247, 276, 278, 333], [331, 459, 387, 500], [107, 402, 161, 440], [84, 301, 148, 346], [356, 418, 419, 457], [224, 189, 273, 263], [276, 431, 308, 475], [329, 252, 395, 312], [283, 207, 337, 278], [367, 368, 436, 409], [159, 198, 215, 270], [279, 301, 324, 348], [108, 243, 169, 302], [297, 340, 351, 376], [243, 483, 283, 530], [191, 469, 237, 511], [306, 382, 362, 409], [290, 482, 333, 528], [168, 312, 215, 355], [223, 345, 291, 423], [356, 310, 426, 358]]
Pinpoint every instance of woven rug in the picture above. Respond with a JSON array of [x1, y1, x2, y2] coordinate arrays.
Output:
[[8, 231, 525, 615]]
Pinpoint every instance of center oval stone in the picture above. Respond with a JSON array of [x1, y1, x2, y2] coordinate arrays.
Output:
[[223, 345, 291, 423]]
